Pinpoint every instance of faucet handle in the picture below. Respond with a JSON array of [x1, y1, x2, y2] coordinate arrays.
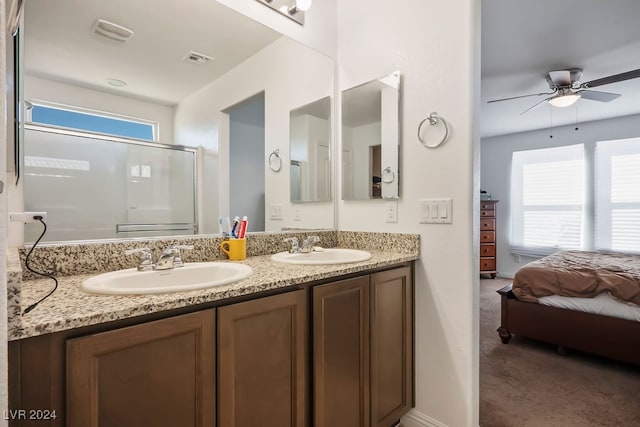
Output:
[[283, 237, 299, 253], [124, 248, 153, 271], [303, 235, 321, 246], [168, 245, 194, 267]]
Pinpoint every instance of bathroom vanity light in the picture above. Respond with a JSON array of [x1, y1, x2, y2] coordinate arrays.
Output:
[[255, 0, 312, 25]]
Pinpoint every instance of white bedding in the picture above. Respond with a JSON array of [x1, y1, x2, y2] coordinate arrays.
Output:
[[538, 292, 640, 322]]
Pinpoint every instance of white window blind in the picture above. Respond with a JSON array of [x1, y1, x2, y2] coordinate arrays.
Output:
[[511, 144, 585, 256], [595, 138, 640, 253]]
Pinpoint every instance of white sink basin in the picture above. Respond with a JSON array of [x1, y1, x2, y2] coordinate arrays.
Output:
[[271, 248, 372, 265], [82, 262, 253, 295]]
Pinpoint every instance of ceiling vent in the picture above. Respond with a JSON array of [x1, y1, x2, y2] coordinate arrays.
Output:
[[92, 19, 134, 43], [183, 51, 214, 65]]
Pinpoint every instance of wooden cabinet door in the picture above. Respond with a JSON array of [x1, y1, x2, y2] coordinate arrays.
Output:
[[313, 276, 369, 427], [66, 309, 215, 427], [370, 266, 414, 427], [218, 290, 307, 427]]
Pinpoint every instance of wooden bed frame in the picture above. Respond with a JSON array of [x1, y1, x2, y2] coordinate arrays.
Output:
[[497, 284, 640, 366]]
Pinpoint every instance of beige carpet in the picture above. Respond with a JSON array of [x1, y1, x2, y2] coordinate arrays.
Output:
[[480, 278, 640, 427]]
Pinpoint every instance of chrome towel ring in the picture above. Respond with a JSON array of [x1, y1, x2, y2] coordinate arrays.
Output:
[[268, 149, 282, 172], [418, 112, 449, 148], [382, 166, 395, 183]]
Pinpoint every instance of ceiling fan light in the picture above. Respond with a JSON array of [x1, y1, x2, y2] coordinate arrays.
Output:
[[548, 93, 581, 108]]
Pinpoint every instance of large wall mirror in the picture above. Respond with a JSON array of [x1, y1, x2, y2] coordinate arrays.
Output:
[[289, 96, 332, 203], [19, 0, 335, 243], [342, 71, 400, 200]]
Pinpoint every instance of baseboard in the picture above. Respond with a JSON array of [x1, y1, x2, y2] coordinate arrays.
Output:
[[401, 409, 448, 427]]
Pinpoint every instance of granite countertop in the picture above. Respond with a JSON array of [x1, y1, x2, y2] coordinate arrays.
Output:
[[10, 249, 417, 341]]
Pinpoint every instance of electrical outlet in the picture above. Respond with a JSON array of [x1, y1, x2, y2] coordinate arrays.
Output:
[[9, 212, 48, 223], [270, 204, 283, 220], [386, 201, 398, 223], [294, 207, 302, 222]]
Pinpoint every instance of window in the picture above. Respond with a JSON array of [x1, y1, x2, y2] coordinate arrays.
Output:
[[30, 104, 156, 141], [511, 144, 585, 256], [595, 138, 640, 253], [511, 138, 640, 256]]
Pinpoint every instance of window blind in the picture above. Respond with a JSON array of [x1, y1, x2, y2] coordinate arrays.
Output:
[[511, 144, 585, 256], [595, 138, 640, 253]]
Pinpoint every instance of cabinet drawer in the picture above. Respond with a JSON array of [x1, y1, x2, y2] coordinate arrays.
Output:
[[480, 209, 495, 218], [480, 244, 496, 257], [480, 231, 495, 243], [480, 218, 495, 231], [480, 202, 496, 210], [480, 258, 496, 271]]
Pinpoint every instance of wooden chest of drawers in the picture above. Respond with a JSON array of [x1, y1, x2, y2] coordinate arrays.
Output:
[[480, 200, 498, 278]]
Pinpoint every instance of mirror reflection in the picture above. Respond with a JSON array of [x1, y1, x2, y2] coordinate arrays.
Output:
[[289, 96, 331, 203], [20, 0, 335, 242], [341, 71, 400, 200]]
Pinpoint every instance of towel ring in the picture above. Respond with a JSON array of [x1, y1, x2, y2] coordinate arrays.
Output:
[[418, 112, 449, 148], [382, 166, 395, 183], [268, 149, 282, 172]]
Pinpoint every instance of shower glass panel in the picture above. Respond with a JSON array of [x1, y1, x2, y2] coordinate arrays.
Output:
[[23, 126, 197, 243]]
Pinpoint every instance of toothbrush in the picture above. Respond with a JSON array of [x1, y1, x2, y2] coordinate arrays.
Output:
[[218, 217, 225, 236], [231, 216, 240, 238], [238, 216, 248, 239]]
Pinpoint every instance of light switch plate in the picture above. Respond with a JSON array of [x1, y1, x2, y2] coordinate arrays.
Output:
[[419, 198, 452, 224]]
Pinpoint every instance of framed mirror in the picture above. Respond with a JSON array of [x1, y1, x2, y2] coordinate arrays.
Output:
[[289, 96, 331, 203], [341, 71, 400, 200], [18, 0, 335, 243]]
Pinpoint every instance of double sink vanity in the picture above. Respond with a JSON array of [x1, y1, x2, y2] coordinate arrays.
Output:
[[8, 230, 418, 427]]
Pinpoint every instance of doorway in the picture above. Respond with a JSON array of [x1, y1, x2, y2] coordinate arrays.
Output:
[[228, 93, 265, 232]]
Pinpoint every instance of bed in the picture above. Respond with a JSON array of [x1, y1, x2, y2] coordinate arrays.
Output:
[[497, 250, 640, 366]]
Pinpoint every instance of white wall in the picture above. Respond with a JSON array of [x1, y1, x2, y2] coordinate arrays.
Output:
[[337, 1, 480, 426], [24, 75, 175, 144], [174, 36, 334, 234], [216, 0, 337, 59], [481, 113, 640, 278]]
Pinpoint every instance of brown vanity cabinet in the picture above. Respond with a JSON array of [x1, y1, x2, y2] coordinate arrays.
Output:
[[9, 263, 414, 427], [218, 290, 308, 427], [313, 275, 370, 427], [66, 309, 216, 427], [370, 266, 414, 427], [313, 266, 414, 427]]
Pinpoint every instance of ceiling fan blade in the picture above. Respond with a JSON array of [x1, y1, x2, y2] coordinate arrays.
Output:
[[579, 90, 621, 102], [520, 97, 550, 115], [581, 68, 640, 88], [487, 90, 555, 104]]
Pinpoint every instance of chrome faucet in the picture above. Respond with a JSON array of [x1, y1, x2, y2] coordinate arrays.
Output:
[[124, 248, 154, 271], [283, 236, 320, 254], [300, 236, 320, 253], [283, 237, 300, 253], [125, 245, 194, 271], [154, 248, 180, 270]]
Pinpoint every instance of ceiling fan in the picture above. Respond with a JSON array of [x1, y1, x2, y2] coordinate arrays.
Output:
[[487, 67, 640, 115]]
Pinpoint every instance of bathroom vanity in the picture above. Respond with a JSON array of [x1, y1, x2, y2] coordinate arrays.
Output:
[[7, 231, 417, 427]]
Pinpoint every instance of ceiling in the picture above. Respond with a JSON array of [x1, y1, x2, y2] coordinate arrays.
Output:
[[23, 0, 281, 106], [481, 0, 640, 138]]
